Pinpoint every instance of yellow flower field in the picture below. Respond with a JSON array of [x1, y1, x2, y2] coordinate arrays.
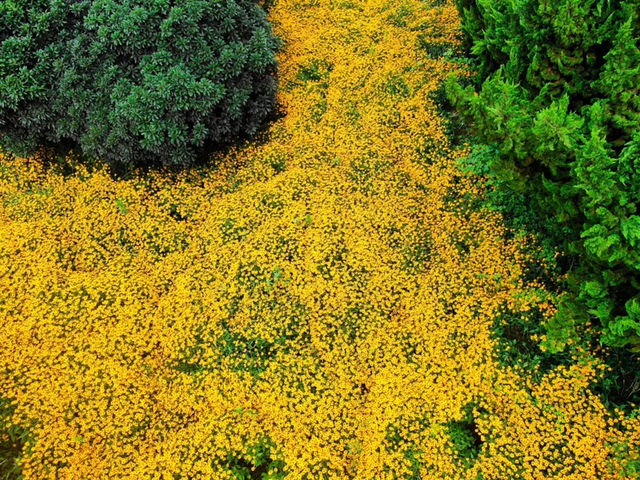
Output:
[[0, 0, 638, 479]]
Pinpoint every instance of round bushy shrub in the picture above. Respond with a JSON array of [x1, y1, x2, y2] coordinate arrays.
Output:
[[0, 0, 278, 167]]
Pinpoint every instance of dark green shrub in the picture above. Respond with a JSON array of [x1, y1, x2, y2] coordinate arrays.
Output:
[[448, 0, 640, 352], [0, 0, 279, 167]]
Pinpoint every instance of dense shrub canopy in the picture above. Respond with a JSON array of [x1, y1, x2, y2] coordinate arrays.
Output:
[[0, 0, 278, 167], [448, 0, 640, 351]]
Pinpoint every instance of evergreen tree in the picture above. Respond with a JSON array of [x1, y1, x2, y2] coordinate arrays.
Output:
[[448, 0, 640, 350]]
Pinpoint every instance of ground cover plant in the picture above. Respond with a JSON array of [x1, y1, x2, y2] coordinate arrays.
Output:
[[1, 0, 639, 479]]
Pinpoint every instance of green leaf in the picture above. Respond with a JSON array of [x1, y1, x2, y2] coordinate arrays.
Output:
[[115, 198, 128, 214], [621, 216, 640, 248], [583, 281, 605, 298]]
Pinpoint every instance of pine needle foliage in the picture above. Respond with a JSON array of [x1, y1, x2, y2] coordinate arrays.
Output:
[[448, 0, 640, 351]]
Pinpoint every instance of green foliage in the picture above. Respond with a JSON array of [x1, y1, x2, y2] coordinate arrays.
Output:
[[446, 421, 480, 468], [224, 439, 286, 480], [0, 397, 29, 480], [491, 305, 575, 378], [448, 0, 640, 352], [445, 402, 483, 472], [592, 346, 640, 410], [609, 423, 640, 477], [458, 145, 573, 251], [0, 0, 279, 168]]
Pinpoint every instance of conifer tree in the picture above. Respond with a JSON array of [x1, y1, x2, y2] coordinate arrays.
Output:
[[449, 0, 640, 350]]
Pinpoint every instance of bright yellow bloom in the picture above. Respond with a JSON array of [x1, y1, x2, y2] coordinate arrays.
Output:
[[0, 0, 638, 479]]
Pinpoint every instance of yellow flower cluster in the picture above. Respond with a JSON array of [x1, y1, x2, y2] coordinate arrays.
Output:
[[0, 0, 638, 478]]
